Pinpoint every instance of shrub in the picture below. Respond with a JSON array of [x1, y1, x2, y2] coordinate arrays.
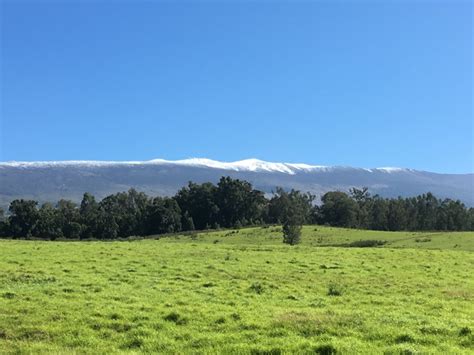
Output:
[[347, 240, 386, 248], [327, 283, 344, 296], [230, 313, 241, 320], [109, 313, 122, 320], [395, 334, 415, 343], [122, 337, 144, 349], [163, 311, 187, 325], [2, 292, 15, 299], [215, 316, 226, 324], [250, 348, 282, 355], [314, 344, 337, 355], [282, 223, 302, 245], [459, 326, 471, 336], [249, 282, 264, 294]]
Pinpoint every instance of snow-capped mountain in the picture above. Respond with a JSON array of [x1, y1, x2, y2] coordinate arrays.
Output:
[[0, 158, 472, 208]]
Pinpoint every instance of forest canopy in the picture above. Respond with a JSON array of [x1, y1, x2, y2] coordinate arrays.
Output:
[[0, 177, 473, 240]]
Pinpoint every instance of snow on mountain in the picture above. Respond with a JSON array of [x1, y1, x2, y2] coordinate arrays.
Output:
[[0, 158, 472, 209], [0, 158, 408, 175]]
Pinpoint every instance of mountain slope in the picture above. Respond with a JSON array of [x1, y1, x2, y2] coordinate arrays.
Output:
[[0, 158, 472, 209]]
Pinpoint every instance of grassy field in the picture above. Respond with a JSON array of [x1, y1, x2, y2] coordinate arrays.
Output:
[[1, 226, 473, 354]]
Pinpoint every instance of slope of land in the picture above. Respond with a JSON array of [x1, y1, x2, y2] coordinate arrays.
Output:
[[0, 226, 473, 353]]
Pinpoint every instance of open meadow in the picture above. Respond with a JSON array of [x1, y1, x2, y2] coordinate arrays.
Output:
[[1, 226, 473, 354]]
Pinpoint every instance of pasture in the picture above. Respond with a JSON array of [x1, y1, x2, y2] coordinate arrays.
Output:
[[1, 226, 473, 353]]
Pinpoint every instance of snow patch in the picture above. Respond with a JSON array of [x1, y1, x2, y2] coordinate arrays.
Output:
[[374, 167, 409, 173]]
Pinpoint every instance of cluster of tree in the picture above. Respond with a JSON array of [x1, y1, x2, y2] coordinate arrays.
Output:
[[315, 188, 474, 231], [0, 177, 313, 240], [0, 178, 472, 240]]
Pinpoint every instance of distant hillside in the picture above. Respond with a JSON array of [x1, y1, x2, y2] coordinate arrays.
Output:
[[0, 158, 472, 209]]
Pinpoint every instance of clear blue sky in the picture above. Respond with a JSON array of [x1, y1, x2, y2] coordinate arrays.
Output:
[[1, 1, 472, 173]]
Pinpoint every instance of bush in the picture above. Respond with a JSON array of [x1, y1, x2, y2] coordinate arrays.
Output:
[[314, 344, 337, 355], [282, 223, 302, 245], [327, 283, 344, 296], [347, 240, 386, 248], [215, 316, 226, 324], [230, 313, 241, 320], [395, 334, 415, 343], [122, 337, 144, 349], [2, 292, 15, 299], [163, 311, 187, 325], [249, 282, 264, 294], [250, 348, 282, 355]]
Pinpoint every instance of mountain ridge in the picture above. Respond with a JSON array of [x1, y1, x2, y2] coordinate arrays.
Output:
[[0, 157, 433, 174], [0, 158, 472, 209]]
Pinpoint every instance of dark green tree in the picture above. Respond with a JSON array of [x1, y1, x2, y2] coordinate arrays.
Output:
[[320, 191, 358, 228], [8, 199, 39, 238], [34, 203, 63, 240], [94, 209, 119, 239], [269, 188, 313, 245], [99, 189, 150, 237], [56, 199, 82, 239], [369, 197, 389, 230], [349, 187, 372, 228], [416, 193, 439, 230], [215, 177, 267, 227], [181, 211, 195, 231], [0, 208, 9, 238], [79, 193, 99, 239], [175, 182, 219, 230], [387, 198, 408, 231], [145, 197, 182, 234], [268, 188, 313, 224]]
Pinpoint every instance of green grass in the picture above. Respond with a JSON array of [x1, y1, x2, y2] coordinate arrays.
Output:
[[1, 226, 473, 353]]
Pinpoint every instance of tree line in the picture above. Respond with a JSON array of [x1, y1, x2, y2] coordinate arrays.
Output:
[[0, 177, 472, 240]]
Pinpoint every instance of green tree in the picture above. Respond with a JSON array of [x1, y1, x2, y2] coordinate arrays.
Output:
[[146, 197, 182, 234], [175, 182, 219, 230], [181, 211, 195, 231], [270, 188, 312, 245], [268, 188, 313, 224], [282, 222, 302, 245], [56, 199, 82, 239], [94, 209, 119, 239], [349, 187, 371, 228], [468, 208, 474, 231], [79, 193, 99, 239], [8, 199, 39, 238], [369, 197, 389, 230], [416, 193, 439, 230], [0, 208, 9, 238], [387, 198, 408, 231], [320, 191, 358, 228], [215, 176, 267, 227], [34, 203, 63, 240], [437, 199, 469, 231]]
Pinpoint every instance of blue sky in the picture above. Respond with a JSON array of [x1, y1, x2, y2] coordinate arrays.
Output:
[[1, 1, 472, 173]]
